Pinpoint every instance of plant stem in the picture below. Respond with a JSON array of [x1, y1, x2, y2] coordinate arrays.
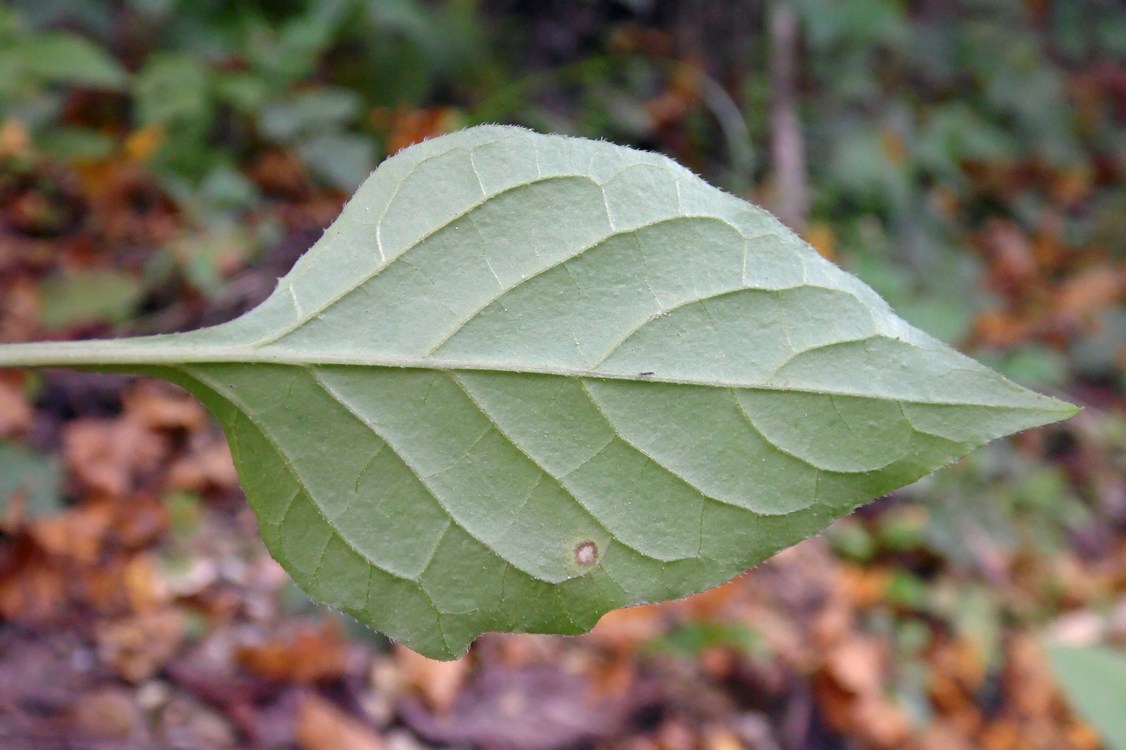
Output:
[[0, 338, 178, 369]]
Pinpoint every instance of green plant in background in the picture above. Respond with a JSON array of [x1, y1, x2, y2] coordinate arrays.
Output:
[[0, 0, 492, 192], [0, 127, 1077, 658], [0, 0, 504, 323]]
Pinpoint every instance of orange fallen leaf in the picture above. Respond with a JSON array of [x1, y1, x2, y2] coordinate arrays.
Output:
[[973, 309, 1035, 348], [236, 620, 348, 684], [30, 497, 115, 563], [63, 418, 168, 498], [124, 381, 209, 433], [1053, 264, 1126, 323], [122, 552, 172, 612], [1064, 719, 1104, 750], [168, 435, 238, 492], [0, 118, 31, 157], [804, 221, 837, 261], [839, 564, 892, 609], [979, 720, 1020, 750], [124, 124, 166, 163], [0, 537, 66, 622], [296, 693, 383, 750], [381, 107, 457, 156], [95, 608, 186, 683]]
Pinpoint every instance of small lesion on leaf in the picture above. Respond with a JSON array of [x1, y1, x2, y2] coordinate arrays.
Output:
[[573, 540, 599, 567]]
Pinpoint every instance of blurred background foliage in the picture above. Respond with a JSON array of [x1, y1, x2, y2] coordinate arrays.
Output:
[[1, 1, 1125, 748]]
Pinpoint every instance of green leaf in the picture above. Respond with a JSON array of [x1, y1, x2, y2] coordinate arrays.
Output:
[[38, 270, 146, 331], [134, 53, 212, 127], [297, 132, 376, 191], [1048, 644, 1126, 750], [0, 126, 1077, 658], [0, 441, 63, 522], [259, 89, 363, 142], [9, 33, 129, 91]]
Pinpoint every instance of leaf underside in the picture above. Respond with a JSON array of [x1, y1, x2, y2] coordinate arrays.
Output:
[[6, 126, 1077, 658]]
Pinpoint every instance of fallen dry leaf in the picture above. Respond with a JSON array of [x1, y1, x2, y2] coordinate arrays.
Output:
[[248, 148, 309, 198], [0, 117, 32, 157], [70, 685, 149, 743], [168, 433, 239, 492], [1004, 633, 1058, 718], [0, 376, 32, 437], [158, 692, 239, 749], [813, 624, 916, 748], [121, 552, 172, 612], [851, 693, 913, 748], [123, 124, 166, 163], [0, 277, 39, 342], [973, 309, 1036, 348], [109, 493, 169, 551], [95, 608, 186, 682], [382, 107, 456, 155], [1053, 264, 1126, 323], [824, 636, 884, 695], [63, 418, 167, 497], [918, 720, 975, 750], [296, 692, 383, 750], [30, 497, 115, 564], [236, 620, 349, 684], [803, 221, 838, 261], [123, 381, 209, 433], [395, 644, 470, 714], [81, 161, 180, 247], [0, 537, 67, 622], [980, 220, 1040, 299]]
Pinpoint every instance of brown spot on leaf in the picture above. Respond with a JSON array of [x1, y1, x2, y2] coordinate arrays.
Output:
[[574, 541, 598, 567]]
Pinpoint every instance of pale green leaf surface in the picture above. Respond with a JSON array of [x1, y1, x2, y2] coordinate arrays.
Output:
[[0, 126, 1077, 658], [1048, 644, 1126, 750]]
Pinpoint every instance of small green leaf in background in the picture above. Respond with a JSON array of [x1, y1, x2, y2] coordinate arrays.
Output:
[[1048, 643, 1126, 750], [4, 32, 129, 91], [0, 126, 1078, 659], [0, 441, 63, 522], [37, 269, 145, 331], [647, 621, 762, 658], [259, 89, 375, 190], [259, 89, 363, 142], [135, 53, 212, 128]]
